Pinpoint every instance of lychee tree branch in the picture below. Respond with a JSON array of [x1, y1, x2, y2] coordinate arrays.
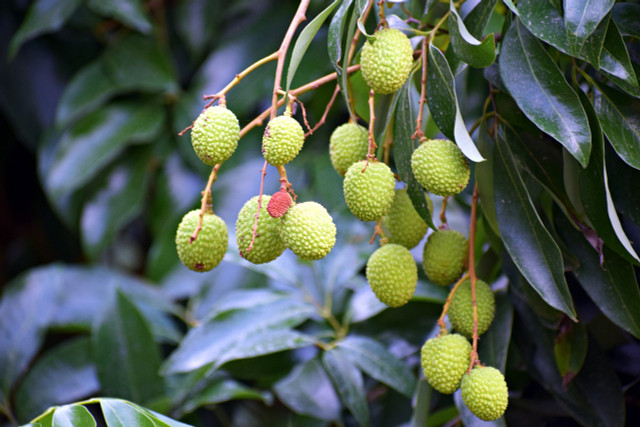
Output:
[[467, 183, 481, 372]]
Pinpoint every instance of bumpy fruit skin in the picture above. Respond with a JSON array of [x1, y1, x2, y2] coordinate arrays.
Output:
[[267, 191, 293, 218], [360, 28, 414, 94], [329, 123, 369, 175], [461, 366, 508, 421], [343, 160, 395, 222], [382, 189, 431, 249], [262, 115, 305, 166], [423, 229, 467, 286], [281, 202, 336, 261], [175, 210, 228, 272], [411, 139, 470, 196], [366, 243, 417, 307], [236, 196, 286, 264], [421, 334, 471, 394], [191, 106, 240, 165], [448, 279, 495, 338]]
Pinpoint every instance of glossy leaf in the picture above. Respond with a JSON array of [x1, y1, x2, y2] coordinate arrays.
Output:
[[447, 1, 495, 68], [287, 1, 339, 91], [328, 0, 356, 121], [100, 399, 156, 427], [493, 133, 576, 319], [8, 0, 82, 59], [598, 22, 639, 96], [476, 124, 499, 235], [554, 321, 588, 382], [322, 347, 369, 427], [594, 83, 640, 170], [612, 3, 640, 37], [478, 293, 513, 373], [87, 0, 152, 34], [52, 405, 95, 427], [92, 290, 164, 403], [426, 44, 484, 162], [564, 0, 614, 54], [500, 19, 591, 167], [274, 358, 340, 421]]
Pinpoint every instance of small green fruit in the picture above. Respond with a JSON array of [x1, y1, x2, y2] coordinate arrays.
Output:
[[461, 366, 508, 421], [360, 28, 414, 94], [329, 122, 369, 176], [281, 202, 336, 260], [236, 195, 286, 264], [343, 160, 395, 222], [448, 279, 495, 338], [421, 334, 471, 394], [366, 243, 417, 307], [423, 229, 467, 286], [382, 189, 431, 249], [191, 106, 240, 165], [262, 115, 305, 166], [411, 139, 470, 196], [175, 210, 228, 272]]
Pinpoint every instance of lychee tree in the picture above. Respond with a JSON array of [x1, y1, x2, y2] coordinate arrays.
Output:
[[1, 0, 640, 426]]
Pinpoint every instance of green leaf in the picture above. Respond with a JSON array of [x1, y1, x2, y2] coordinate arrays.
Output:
[[599, 21, 639, 96], [478, 293, 513, 373], [15, 337, 99, 422], [163, 298, 316, 374], [8, 0, 82, 59], [328, 0, 356, 121], [322, 348, 369, 427], [447, 1, 496, 68], [181, 375, 272, 415], [564, 0, 614, 55], [499, 19, 591, 167], [475, 124, 499, 236], [87, 0, 152, 34], [594, 83, 640, 170], [612, 3, 640, 37], [338, 335, 416, 397], [45, 100, 163, 198], [426, 44, 484, 162], [274, 358, 340, 421], [92, 289, 164, 403], [100, 399, 155, 427], [52, 405, 96, 427], [493, 132, 576, 319], [286, 1, 339, 91], [554, 321, 588, 381]]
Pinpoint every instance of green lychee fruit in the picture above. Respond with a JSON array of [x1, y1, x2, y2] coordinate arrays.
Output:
[[262, 115, 305, 166], [191, 106, 240, 165], [343, 160, 395, 222], [411, 139, 470, 196], [423, 229, 467, 286], [421, 334, 471, 394], [360, 28, 414, 94], [382, 189, 432, 249], [461, 366, 508, 421], [329, 122, 369, 176], [366, 243, 418, 307], [448, 279, 495, 338], [236, 195, 286, 264], [281, 201, 336, 261], [175, 209, 228, 272]]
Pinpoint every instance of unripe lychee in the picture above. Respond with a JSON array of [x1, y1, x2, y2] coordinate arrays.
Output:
[[411, 139, 470, 196], [191, 106, 240, 165], [421, 334, 471, 394], [448, 279, 495, 338], [329, 122, 369, 176], [281, 202, 336, 261], [175, 210, 228, 272], [267, 190, 293, 218], [262, 115, 305, 166], [360, 28, 414, 94], [236, 195, 286, 264], [461, 366, 508, 421], [382, 189, 431, 249], [343, 160, 395, 222], [423, 229, 467, 286], [366, 243, 417, 307]]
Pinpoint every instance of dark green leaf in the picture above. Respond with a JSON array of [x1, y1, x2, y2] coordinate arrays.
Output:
[[594, 83, 640, 170], [554, 321, 588, 380], [8, 0, 82, 59], [15, 337, 99, 422], [564, 0, 614, 54], [478, 293, 513, 373], [87, 0, 152, 34], [274, 358, 340, 421], [286, 1, 339, 91], [328, 0, 356, 121], [599, 21, 639, 96], [52, 405, 96, 427], [499, 19, 591, 167], [447, 1, 496, 68], [322, 348, 369, 427], [92, 290, 164, 403], [517, 0, 570, 52], [426, 44, 484, 162], [476, 124, 499, 236], [612, 3, 640, 37], [182, 376, 272, 415], [338, 335, 415, 397], [494, 133, 576, 319]]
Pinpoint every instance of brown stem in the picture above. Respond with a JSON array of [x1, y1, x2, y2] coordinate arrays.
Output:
[[276, 164, 297, 201], [437, 272, 470, 335], [382, 126, 393, 165], [439, 196, 449, 226], [190, 164, 221, 243], [377, 0, 388, 28], [366, 89, 377, 163], [468, 183, 480, 372], [368, 218, 388, 245], [245, 160, 269, 255], [305, 84, 340, 137], [413, 36, 428, 139]]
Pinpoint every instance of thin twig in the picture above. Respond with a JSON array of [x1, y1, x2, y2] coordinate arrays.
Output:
[[366, 89, 377, 164], [413, 35, 428, 139], [468, 184, 481, 372], [368, 218, 388, 245], [305, 84, 341, 137], [439, 196, 449, 226], [437, 272, 471, 335], [190, 164, 221, 243]]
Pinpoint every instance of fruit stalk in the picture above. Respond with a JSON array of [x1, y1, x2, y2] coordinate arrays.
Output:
[[190, 163, 221, 243], [366, 89, 377, 162], [468, 183, 481, 371], [413, 34, 428, 139], [437, 272, 470, 334], [305, 84, 340, 137]]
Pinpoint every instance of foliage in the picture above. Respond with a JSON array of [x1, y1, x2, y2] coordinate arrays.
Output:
[[1, 0, 640, 426]]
